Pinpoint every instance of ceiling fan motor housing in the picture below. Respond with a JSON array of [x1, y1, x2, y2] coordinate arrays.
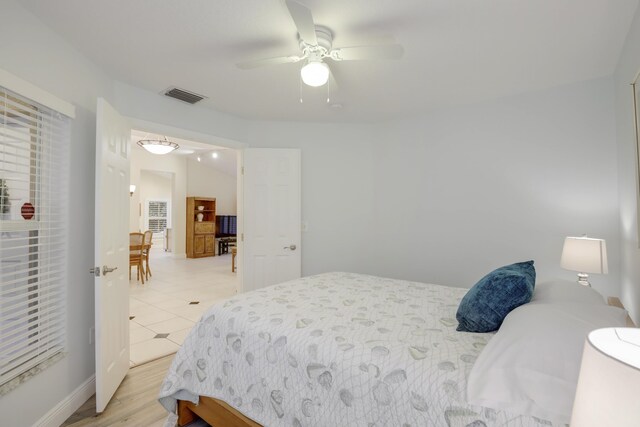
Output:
[[299, 26, 333, 58]]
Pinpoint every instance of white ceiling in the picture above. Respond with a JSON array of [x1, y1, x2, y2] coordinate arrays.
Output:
[[21, 0, 639, 122], [131, 130, 237, 176]]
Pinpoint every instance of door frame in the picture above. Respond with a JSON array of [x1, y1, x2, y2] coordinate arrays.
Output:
[[128, 118, 246, 290]]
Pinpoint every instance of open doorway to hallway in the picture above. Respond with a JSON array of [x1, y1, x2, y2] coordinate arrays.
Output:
[[127, 130, 239, 366], [128, 249, 237, 366]]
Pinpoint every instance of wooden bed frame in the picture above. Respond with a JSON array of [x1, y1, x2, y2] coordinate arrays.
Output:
[[178, 397, 261, 427], [176, 297, 637, 427]]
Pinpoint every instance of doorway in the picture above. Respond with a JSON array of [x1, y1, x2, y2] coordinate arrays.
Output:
[[94, 99, 302, 410], [127, 129, 239, 366]]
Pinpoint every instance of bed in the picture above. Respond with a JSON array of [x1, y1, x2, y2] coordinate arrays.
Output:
[[158, 272, 631, 427]]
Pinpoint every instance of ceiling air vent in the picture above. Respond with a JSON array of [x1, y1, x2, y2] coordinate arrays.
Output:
[[163, 87, 206, 104]]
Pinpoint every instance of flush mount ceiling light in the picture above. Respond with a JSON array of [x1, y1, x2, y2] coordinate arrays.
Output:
[[300, 59, 330, 87], [212, 152, 219, 159], [137, 136, 179, 155]]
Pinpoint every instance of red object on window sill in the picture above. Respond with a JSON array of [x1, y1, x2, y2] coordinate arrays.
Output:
[[21, 202, 35, 220]]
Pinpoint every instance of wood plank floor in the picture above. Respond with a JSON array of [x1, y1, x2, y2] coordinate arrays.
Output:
[[62, 355, 180, 427]]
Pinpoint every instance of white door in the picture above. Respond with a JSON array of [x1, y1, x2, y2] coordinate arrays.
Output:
[[242, 148, 301, 292], [94, 98, 130, 412]]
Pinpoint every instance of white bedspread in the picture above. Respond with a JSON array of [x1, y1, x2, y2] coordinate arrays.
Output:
[[159, 272, 560, 427]]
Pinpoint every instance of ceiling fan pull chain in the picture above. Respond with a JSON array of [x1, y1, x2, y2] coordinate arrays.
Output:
[[299, 71, 304, 103], [326, 75, 330, 103]]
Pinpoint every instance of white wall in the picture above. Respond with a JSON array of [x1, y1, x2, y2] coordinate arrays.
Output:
[[0, 1, 114, 426], [371, 78, 620, 296], [130, 147, 187, 256], [0, 2, 631, 425], [248, 79, 620, 299], [614, 2, 640, 324], [187, 159, 237, 215]]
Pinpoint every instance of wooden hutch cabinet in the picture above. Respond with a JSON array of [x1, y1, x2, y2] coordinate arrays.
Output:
[[186, 197, 216, 258]]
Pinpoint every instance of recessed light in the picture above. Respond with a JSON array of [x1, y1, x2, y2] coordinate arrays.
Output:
[[197, 156, 201, 162], [212, 152, 219, 159]]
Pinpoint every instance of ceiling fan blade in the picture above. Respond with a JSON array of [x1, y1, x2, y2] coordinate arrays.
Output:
[[327, 62, 339, 92], [330, 44, 404, 61], [285, 0, 318, 46], [236, 55, 302, 70]]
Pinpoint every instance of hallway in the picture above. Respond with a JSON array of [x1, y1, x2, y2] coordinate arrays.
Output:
[[128, 246, 237, 366]]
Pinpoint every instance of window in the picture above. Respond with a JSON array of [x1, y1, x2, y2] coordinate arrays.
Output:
[[147, 200, 169, 238], [0, 85, 70, 390]]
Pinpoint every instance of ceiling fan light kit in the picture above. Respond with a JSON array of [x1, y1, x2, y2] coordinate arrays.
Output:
[[137, 137, 179, 155], [301, 60, 329, 87]]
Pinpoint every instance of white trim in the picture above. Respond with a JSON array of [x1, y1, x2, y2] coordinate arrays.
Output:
[[0, 68, 75, 118], [171, 252, 187, 259], [32, 375, 95, 427]]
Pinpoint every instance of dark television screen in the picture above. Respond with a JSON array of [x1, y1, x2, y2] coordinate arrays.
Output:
[[216, 215, 237, 237]]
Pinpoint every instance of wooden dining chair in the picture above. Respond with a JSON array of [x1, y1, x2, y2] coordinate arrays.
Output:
[[129, 232, 145, 284], [142, 230, 153, 280]]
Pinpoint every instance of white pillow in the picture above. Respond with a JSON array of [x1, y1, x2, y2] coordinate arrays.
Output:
[[531, 279, 605, 305], [466, 302, 628, 424]]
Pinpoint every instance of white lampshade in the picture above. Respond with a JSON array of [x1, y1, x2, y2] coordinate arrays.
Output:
[[300, 60, 330, 87], [560, 236, 608, 274], [571, 328, 640, 426], [129, 184, 136, 194]]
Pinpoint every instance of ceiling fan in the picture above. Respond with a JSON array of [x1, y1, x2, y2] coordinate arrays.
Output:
[[236, 0, 404, 87]]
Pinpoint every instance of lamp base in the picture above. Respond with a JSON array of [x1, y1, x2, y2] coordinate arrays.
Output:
[[577, 273, 591, 287]]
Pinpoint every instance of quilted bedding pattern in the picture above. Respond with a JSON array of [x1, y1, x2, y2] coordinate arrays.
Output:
[[159, 272, 560, 427]]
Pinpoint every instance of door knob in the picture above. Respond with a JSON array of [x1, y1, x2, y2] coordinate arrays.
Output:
[[102, 266, 118, 275], [284, 244, 297, 251]]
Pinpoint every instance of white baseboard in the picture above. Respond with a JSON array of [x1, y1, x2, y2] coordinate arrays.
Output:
[[33, 375, 95, 427]]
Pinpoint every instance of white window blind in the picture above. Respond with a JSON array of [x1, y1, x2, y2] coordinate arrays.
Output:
[[0, 85, 70, 390]]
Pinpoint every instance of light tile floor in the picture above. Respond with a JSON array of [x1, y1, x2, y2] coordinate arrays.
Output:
[[129, 246, 237, 366]]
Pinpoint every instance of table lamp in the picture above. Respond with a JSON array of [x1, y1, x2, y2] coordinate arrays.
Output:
[[571, 327, 640, 426], [560, 236, 608, 287]]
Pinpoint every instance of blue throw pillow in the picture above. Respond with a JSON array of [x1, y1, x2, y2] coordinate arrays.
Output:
[[456, 261, 536, 333]]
